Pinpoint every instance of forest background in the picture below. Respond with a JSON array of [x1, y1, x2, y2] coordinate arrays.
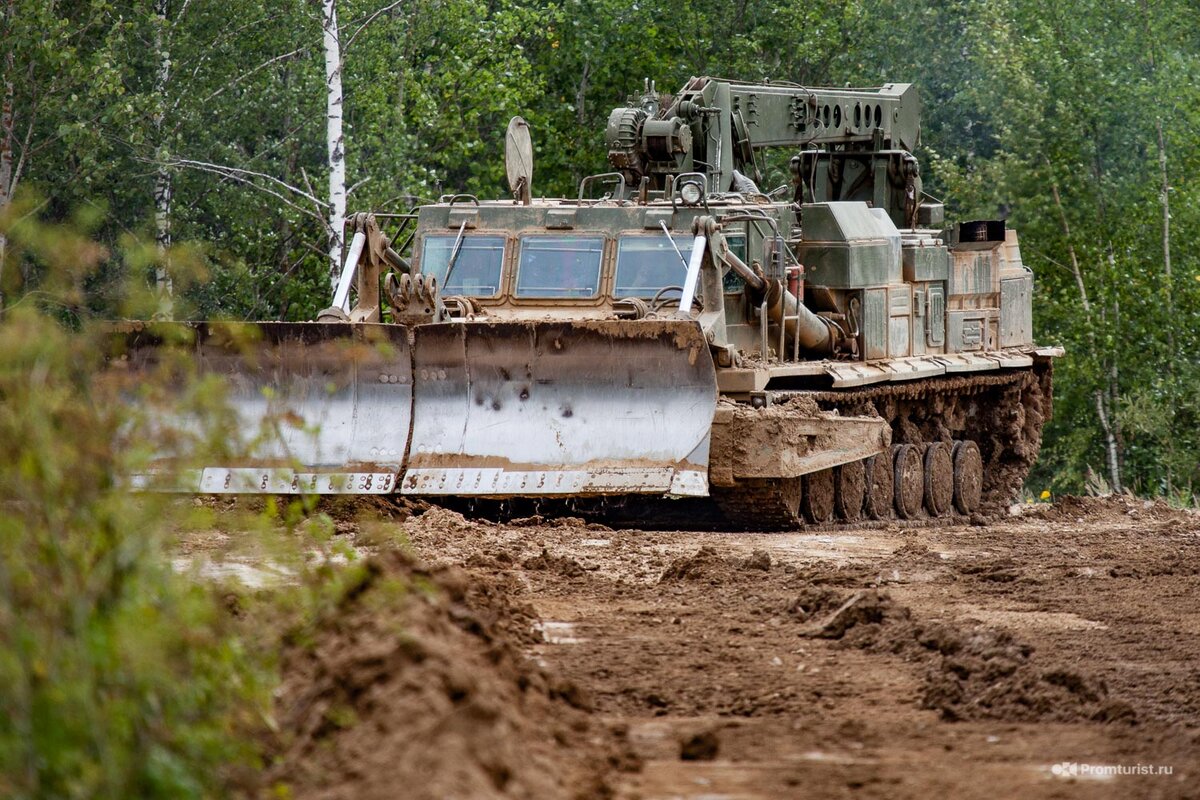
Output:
[[3, 0, 1197, 498]]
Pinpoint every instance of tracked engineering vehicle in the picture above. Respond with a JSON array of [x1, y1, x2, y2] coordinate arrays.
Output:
[[121, 76, 1059, 529]]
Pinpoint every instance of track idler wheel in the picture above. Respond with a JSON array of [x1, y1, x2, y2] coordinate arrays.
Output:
[[863, 453, 893, 520], [923, 442, 954, 517], [952, 440, 984, 514], [893, 444, 924, 520], [801, 469, 835, 523], [833, 461, 866, 522]]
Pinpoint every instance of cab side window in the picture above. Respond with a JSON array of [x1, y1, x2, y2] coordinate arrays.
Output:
[[421, 234, 506, 296], [614, 235, 694, 298]]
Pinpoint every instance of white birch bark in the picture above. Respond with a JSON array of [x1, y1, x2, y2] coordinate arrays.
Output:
[[1156, 119, 1172, 351], [322, 0, 346, 289], [1155, 118, 1173, 491], [153, 0, 174, 318]]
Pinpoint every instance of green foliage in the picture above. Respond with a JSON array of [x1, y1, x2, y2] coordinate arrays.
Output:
[[0, 216, 272, 799], [898, 0, 1200, 495]]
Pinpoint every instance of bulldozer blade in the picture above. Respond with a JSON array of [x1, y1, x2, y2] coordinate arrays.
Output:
[[402, 319, 717, 497], [118, 322, 413, 494]]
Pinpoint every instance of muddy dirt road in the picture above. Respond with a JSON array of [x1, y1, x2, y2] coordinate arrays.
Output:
[[247, 496, 1200, 799]]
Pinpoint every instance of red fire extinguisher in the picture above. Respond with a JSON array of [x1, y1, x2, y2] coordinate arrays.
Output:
[[786, 264, 803, 297]]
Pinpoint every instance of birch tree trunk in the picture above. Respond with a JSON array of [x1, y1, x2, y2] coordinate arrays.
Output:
[[153, 0, 174, 319], [1046, 162, 1123, 492], [1156, 119, 1172, 351], [0, 0, 16, 313], [1155, 117, 1174, 492], [322, 0, 346, 289]]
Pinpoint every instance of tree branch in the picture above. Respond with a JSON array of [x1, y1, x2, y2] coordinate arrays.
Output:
[[7, 108, 38, 197], [166, 157, 327, 207], [298, 167, 333, 232], [199, 47, 309, 106], [343, 0, 406, 53], [157, 157, 328, 224]]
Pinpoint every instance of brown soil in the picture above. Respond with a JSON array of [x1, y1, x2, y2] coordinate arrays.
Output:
[[253, 496, 1200, 799], [262, 548, 634, 800]]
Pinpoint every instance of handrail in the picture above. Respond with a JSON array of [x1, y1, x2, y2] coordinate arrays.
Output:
[[578, 172, 627, 200]]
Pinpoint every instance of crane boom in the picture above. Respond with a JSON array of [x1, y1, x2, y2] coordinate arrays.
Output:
[[605, 76, 928, 227]]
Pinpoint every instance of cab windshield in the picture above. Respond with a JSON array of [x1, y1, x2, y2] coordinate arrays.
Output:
[[515, 236, 605, 298], [614, 234, 694, 298], [421, 234, 505, 296]]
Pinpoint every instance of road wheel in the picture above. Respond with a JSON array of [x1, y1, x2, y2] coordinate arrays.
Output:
[[863, 453, 893, 520], [833, 461, 866, 522], [802, 469, 835, 523], [774, 476, 804, 523], [893, 444, 923, 520], [952, 440, 983, 514], [923, 442, 954, 517]]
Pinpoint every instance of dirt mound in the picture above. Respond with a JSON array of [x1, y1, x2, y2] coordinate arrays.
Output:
[[314, 494, 430, 522], [789, 588, 900, 638], [264, 550, 630, 800], [658, 546, 732, 584], [522, 547, 588, 578], [741, 549, 773, 571], [1026, 494, 1195, 524], [912, 624, 1132, 723], [510, 515, 610, 531], [658, 546, 771, 584], [788, 585, 1131, 724]]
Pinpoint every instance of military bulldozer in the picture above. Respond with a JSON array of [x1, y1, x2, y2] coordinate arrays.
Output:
[[118, 76, 1060, 529]]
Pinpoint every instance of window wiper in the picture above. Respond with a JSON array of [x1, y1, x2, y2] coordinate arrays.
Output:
[[440, 220, 469, 287], [660, 221, 690, 270]]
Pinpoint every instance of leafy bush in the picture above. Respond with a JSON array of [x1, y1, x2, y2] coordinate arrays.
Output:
[[0, 213, 272, 799]]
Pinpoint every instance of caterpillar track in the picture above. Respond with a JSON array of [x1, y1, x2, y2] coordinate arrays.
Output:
[[709, 363, 1052, 530]]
